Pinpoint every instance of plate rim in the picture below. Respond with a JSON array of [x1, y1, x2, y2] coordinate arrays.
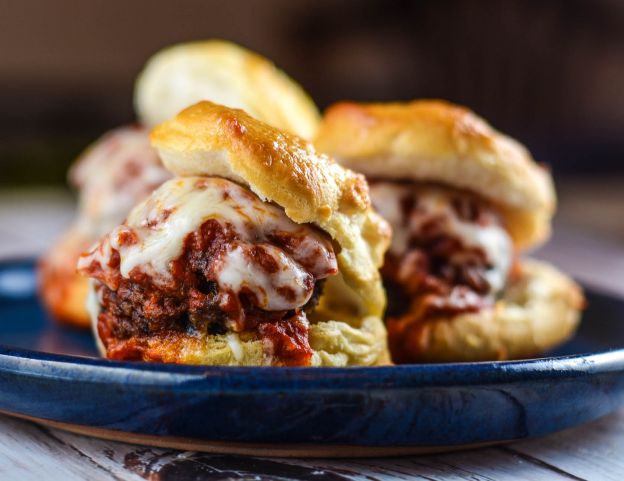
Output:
[[2, 344, 624, 391]]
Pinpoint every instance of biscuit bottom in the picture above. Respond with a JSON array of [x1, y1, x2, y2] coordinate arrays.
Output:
[[387, 259, 584, 363]]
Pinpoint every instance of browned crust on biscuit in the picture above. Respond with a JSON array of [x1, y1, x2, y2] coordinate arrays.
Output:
[[135, 40, 320, 139], [315, 100, 556, 249]]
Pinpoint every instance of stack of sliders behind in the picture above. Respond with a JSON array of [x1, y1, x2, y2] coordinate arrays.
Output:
[[315, 100, 584, 363], [38, 40, 321, 329]]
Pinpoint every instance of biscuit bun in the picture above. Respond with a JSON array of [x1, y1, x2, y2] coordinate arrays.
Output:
[[83, 101, 391, 366], [135, 40, 320, 139], [315, 100, 556, 250], [388, 259, 584, 362]]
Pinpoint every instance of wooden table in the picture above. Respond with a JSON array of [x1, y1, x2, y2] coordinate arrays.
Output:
[[1, 184, 623, 481]]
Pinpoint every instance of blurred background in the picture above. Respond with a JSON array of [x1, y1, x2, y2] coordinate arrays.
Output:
[[0, 0, 623, 289], [2, 0, 624, 183]]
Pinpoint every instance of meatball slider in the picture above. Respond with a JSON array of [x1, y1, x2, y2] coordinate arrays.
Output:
[[78, 101, 391, 367], [135, 40, 320, 138], [315, 100, 584, 363]]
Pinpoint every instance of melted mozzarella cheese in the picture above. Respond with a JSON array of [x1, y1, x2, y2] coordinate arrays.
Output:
[[445, 211, 512, 292], [218, 244, 312, 310], [370, 182, 513, 293], [80, 176, 336, 311], [71, 126, 172, 237]]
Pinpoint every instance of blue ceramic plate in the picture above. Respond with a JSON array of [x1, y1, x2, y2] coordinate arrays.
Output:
[[1, 259, 624, 457]]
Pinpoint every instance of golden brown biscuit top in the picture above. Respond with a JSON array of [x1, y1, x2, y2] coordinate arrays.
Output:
[[315, 100, 556, 250], [151, 101, 390, 318], [135, 40, 320, 139]]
